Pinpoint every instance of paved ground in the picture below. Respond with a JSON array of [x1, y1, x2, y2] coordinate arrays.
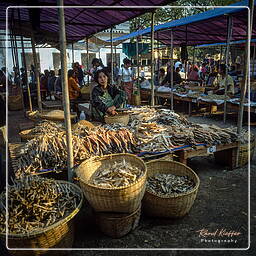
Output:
[[2, 110, 256, 255]]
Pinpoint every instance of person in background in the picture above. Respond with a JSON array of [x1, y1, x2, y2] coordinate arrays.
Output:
[[91, 68, 126, 121], [118, 58, 134, 104], [0, 70, 6, 92], [54, 69, 62, 94], [68, 69, 81, 100], [187, 65, 199, 81], [161, 66, 182, 86], [86, 58, 103, 82], [154, 68, 166, 86], [47, 70, 56, 99], [113, 62, 120, 83], [40, 70, 49, 100], [73, 62, 84, 86], [213, 64, 235, 97]]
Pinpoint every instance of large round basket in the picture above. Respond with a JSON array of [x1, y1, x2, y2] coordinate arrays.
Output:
[[143, 160, 200, 218], [39, 111, 77, 122], [238, 134, 255, 167], [75, 153, 147, 213], [104, 113, 129, 125], [95, 204, 141, 238], [0, 181, 83, 256]]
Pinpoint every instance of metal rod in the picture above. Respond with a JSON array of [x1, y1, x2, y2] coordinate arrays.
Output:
[[150, 11, 155, 106], [110, 27, 114, 85], [58, 0, 74, 182], [136, 37, 139, 80], [71, 42, 74, 64], [170, 29, 174, 110], [220, 45, 223, 63], [31, 34, 42, 112], [86, 37, 89, 85], [18, 8, 32, 112], [114, 45, 117, 64], [223, 15, 233, 124]]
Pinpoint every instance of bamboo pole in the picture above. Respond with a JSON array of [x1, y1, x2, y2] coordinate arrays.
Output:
[[86, 37, 90, 85], [110, 27, 114, 85], [192, 46, 195, 65], [58, 0, 74, 181], [136, 37, 139, 80], [237, 0, 254, 134], [150, 11, 155, 106], [170, 29, 174, 110], [18, 9, 32, 112], [220, 45, 223, 63], [223, 15, 233, 124], [31, 34, 42, 112], [71, 42, 74, 64]]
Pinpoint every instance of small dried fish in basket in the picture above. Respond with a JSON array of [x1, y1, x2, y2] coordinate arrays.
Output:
[[147, 173, 195, 196], [90, 159, 144, 188], [25, 121, 64, 135], [0, 176, 81, 234]]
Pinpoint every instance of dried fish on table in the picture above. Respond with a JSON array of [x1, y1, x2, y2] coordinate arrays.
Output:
[[0, 176, 81, 234], [90, 159, 144, 188], [147, 173, 195, 196]]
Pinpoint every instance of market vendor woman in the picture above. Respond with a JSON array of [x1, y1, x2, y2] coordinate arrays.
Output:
[[212, 64, 235, 97], [91, 69, 126, 121]]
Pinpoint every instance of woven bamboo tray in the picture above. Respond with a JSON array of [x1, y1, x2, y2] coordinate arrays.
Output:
[[18, 129, 40, 141], [39, 111, 77, 122], [104, 113, 129, 125], [238, 134, 255, 167], [143, 160, 200, 218], [0, 181, 83, 256], [95, 204, 141, 238], [75, 153, 147, 213]]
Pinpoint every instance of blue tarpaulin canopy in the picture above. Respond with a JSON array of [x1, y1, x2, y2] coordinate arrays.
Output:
[[111, 0, 255, 46]]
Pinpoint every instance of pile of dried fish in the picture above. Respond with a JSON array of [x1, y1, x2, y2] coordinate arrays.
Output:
[[0, 176, 81, 234], [17, 126, 137, 177], [90, 159, 144, 188], [147, 173, 195, 196], [24, 121, 64, 135]]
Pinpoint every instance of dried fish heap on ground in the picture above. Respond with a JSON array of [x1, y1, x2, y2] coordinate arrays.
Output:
[[17, 125, 137, 177], [25, 121, 64, 135], [147, 173, 195, 196], [90, 159, 144, 188], [0, 176, 81, 234]]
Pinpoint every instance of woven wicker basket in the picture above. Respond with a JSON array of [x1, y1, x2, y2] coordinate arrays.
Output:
[[238, 134, 255, 167], [143, 160, 200, 218], [75, 153, 147, 213], [0, 181, 83, 256], [39, 111, 77, 122], [104, 113, 129, 125], [95, 204, 141, 238]]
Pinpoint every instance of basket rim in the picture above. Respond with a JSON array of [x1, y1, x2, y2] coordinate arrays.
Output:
[[145, 160, 200, 199], [104, 113, 129, 119], [0, 180, 83, 239], [76, 153, 147, 191]]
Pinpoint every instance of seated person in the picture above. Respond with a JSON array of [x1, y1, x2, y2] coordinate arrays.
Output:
[[161, 67, 182, 86], [91, 69, 126, 122], [154, 68, 165, 86], [68, 69, 81, 100], [212, 64, 235, 97]]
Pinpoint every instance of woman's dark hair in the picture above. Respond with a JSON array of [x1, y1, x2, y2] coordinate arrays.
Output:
[[94, 68, 110, 84], [68, 69, 75, 78], [123, 58, 131, 65], [92, 58, 100, 66]]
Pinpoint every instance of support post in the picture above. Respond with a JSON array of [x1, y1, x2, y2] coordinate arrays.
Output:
[[170, 29, 174, 110], [136, 37, 140, 80], [71, 42, 74, 64], [252, 43, 256, 81], [58, 0, 74, 181], [150, 11, 155, 106], [110, 27, 114, 85], [31, 33, 42, 112], [223, 15, 233, 124], [220, 45, 223, 63], [86, 37, 89, 85], [192, 46, 195, 66], [18, 9, 32, 112]]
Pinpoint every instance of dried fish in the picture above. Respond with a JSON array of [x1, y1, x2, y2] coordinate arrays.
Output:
[[90, 159, 144, 188], [0, 176, 81, 234], [147, 173, 195, 196]]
